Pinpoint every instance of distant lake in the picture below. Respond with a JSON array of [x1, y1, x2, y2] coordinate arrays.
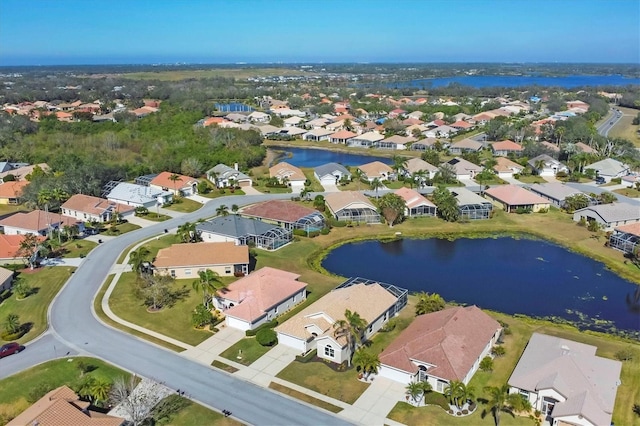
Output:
[[268, 146, 392, 168], [386, 74, 640, 89], [322, 237, 640, 339]]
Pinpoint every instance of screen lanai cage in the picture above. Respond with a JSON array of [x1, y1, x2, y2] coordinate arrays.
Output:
[[609, 230, 639, 254], [293, 211, 326, 232], [239, 226, 292, 251], [459, 202, 492, 220]]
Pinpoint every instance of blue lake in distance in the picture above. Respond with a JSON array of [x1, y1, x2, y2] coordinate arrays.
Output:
[[268, 146, 392, 168], [322, 237, 640, 338], [386, 74, 640, 89]]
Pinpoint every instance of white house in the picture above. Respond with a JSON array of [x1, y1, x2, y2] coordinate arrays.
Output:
[[207, 164, 253, 188], [528, 154, 569, 177], [585, 158, 630, 182], [572, 202, 640, 230], [314, 163, 352, 186], [107, 182, 172, 209]]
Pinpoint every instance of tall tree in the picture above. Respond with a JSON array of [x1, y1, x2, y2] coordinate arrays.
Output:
[[37, 189, 53, 236], [168, 173, 183, 196], [51, 187, 69, 243], [352, 348, 381, 379], [17, 233, 42, 270], [377, 193, 406, 227], [352, 168, 365, 190], [128, 247, 151, 276], [193, 269, 221, 308], [482, 384, 516, 426], [391, 155, 408, 178], [406, 381, 424, 404], [370, 177, 383, 199], [333, 309, 368, 366], [432, 186, 459, 222], [216, 204, 230, 216], [415, 292, 446, 316], [435, 163, 457, 185], [177, 222, 201, 243]]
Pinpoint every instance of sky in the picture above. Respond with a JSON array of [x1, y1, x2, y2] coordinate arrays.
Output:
[[0, 0, 638, 66]]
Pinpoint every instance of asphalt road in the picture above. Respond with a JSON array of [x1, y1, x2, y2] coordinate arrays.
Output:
[[597, 108, 623, 137], [3, 193, 352, 426]]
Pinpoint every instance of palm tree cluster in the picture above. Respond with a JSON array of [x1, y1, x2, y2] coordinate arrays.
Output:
[[482, 384, 532, 426], [444, 380, 475, 410], [333, 309, 368, 367], [192, 269, 222, 308], [415, 292, 446, 316], [405, 380, 432, 405], [177, 222, 202, 243], [352, 348, 380, 380]]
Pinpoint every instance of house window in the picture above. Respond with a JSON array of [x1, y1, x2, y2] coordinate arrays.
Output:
[[519, 390, 529, 398], [170, 270, 176, 277], [184, 269, 192, 276], [436, 380, 447, 392], [225, 266, 232, 274], [324, 345, 335, 358]]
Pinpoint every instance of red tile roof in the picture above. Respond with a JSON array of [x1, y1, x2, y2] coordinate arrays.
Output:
[[61, 194, 134, 216], [241, 200, 318, 223], [484, 185, 550, 206], [0, 234, 46, 258], [150, 171, 199, 190], [491, 140, 523, 152], [330, 129, 357, 140], [0, 181, 28, 198], [0, 210, 81, 233], [379, 306, 500, 381]]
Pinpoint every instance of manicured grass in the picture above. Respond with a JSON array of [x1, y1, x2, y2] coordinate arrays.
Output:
[[59, 239, 97, 258], [0, 266, 73, 344], [108, 272, 214, 346], [199, 189, 246, 199], [211, 360, 239, 373], [269, 382, 343, 413], [301, 168, 325, 192], [101, 221, 142, 235], [613, 187, 640, 198], [93, 274, 185, 352], [140, 234, 181, 259], [0, 204, 27, 219], [388, 401, 536, 426], [608, 106, 640, 147], [515, 175, 546, 184], [220, 337, 274, 366], [276, 359, 369, 404], [140, 212, 172, 222], [0, 357, 130, 423], [164, 400, 242, 426], [164, 197, 203, 213]]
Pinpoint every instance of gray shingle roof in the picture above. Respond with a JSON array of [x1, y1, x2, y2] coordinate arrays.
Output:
[[314, 163, 351, 179], [196, 215, 280, 238], [528, 183, 583, 202], [585, 158, 629, 177], [574, 202, 640, 223], [208, 164, 251, 181], [106, 182, 169, 205]]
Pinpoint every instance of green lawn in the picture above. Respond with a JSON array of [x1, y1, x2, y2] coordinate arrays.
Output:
[[199, 188, 246, 199], [0, 266, 73, 344], [139, 212, 172, 222], [107, 272, 214, 346], [276, 358, 369, 404], [389, 401, 536, 426], [515, 175, 546, 184], [164, 400, 242, 426], [101, 221, 142, 235], [139, 234, 182, 259], [58, 239, 97, 258], [164, 197, 203, 213], [0, 204, 27, 220], [0, 357, 130, 423], [269, 382, 343, 413], [220, 337, 274, 366], [613, 187, 640, 198], [301, 168, 325, 192]]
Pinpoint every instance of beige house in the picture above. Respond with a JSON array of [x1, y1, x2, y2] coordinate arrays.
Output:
[[214, 267, 307, 331], [357, 161, 393, 182], [269, 161, 307, 193], [153, 242, 249, 279], [324, 191, 380, 224], [275, 280, 406, 364], [61, 194, 134, 223], [484, 185, 551, 213]]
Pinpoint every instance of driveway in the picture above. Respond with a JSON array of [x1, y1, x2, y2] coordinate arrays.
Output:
[[320, 182, 340, 192], [241, 186, 263, 195]]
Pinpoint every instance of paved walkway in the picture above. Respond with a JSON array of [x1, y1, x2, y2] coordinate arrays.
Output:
[[180, 326, 245, 365], [320, 182, 341, 192]]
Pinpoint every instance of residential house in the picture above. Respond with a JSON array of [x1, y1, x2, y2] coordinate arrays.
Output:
[[347, 131, 384, 148], [424, 125, 457, 139], [149, 171, 199, 197], [528, 183, 587, 208], [254, 124, 282, 137], [378, 135, 416, 150], [575, 142, 597, 154], [153, 242, 249, 279], [0, 181, 28, 204], [608, 222, 640, 254], [196, 215, 292, 250], [573, 202, 640, 230], [283, 116, 304, 127], [275, 278, 407, 363], [107, 182, 172, 209], [484, 185, 551, 213], [214, 267, 307, 331], [269, 161, 307, 193], [324, 191, 380, 224], [508, 333, 621, 426], [329, 130, 357, 144], [207, 164, 253, 188], [528, 154, 569, 176], [302, 128, 334, 142], [446, 157, 483, 181], [314, 163, 352, 186], [0, 234, 46, 263], [0, 163, 49, 182], [491, 140, 524, 157], [278, 127, 306, 138], [358, 161, 393, 182], [404, 157, 438, 181], [61, 194, 134, 223], [585, 158, 630, 182], [449, 120, 474, 131], [449, 138, 483, 155], [379, 306, 501, 391], [410, 138, 439, 152], [7, 385, 125, 426], [0, 266, 13, 292], [0, 210, 82, 236], [395, 187, 436, 217], [271, 108, 305, 117], [493, 157, 524, 179], [451, 187, 493, 220], [405, 124, 428, 137], [240, 200, 325, 231], [247, 111, 270, 123], [305, 118, 331, 129], [540, 141, 561, 153]]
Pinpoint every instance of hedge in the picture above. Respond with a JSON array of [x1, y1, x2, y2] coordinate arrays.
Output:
[[245, 319, 278, 336], [295, 349, 317, 363]]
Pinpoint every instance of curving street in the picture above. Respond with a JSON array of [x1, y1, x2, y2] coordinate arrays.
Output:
[[3, 193, 352, 426]]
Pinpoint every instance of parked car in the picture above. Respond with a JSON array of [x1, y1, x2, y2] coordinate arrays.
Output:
[[0, 342, 23, 358], [595, 176, 606, 184]]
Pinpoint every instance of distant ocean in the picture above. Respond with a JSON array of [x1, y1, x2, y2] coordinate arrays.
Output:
[[386, 74, 640, 89]]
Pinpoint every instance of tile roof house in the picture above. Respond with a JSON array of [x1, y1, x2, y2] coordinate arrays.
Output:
[[0, 266, 14, 292], [492, 157, 524, 179], [395, 187, 436, 217], [403, 157, 438, 181], [410, 138, 439, 152], [491, 140, 524, 157], [240, 200, 325, 231], [585, 158, 630, 182], [276, 280, 405, 364], [449, 138, 484, 155], [61, 194, 134, 223], [357, 161, 393, 182], [347, 131, 384, 148], [314, 162, 352, 186], [329, 129, 357, 144], [324, 191, 380, 224], [153, 242, 249, 279], [0, 234, 46, 261], [451, 187, 493, 220], [528, 154, 569, 177], [540, 141, 561, 153], [484, 185, 551, 213], [508, 333, 621, 426], [0, 163, 49, 182], [0, 181, 29, 204], [378, 135, 416, 150], [302, 128, 334, 142], [445, 157, 483, 180], [572, 202, 640, 230], [424, 125, 457, 139], [196, 215, 292, 250], [149, 171, 199, 196], [207, 163, 253, 188], [575, 142, 597, 154], [0, 210, 82, 236], [7, 385, 124, 426], [379, 306, 501, 391], [214, 267, 307, 331], [106, 182, 172, 209], [528, 183, 587, 208], [269, 162, 306, 193], [609, 222, 640, 254]]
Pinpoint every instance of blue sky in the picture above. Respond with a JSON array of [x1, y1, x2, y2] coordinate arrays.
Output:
[[0, 0, 638, 65]]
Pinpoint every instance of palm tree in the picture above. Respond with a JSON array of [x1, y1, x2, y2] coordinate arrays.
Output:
[[128, 247, 151, 276], [352, 348, 380, 379], [193, 269, 221, 308], [51, 188, 69, 243], [352, 168, 365, 190], [482, 384, 515, 426], [370, 177, 383, 199], [3, 313, 20, 334], [37, 188, 53, 236], [415, 291, 446, 316], [89, 377, 112, 405], [169, 173, 183, 196], [391, 155, 408, 178], [406, 381, 424, 404], [412, 169, 428, 189], [458, 382, 475, 409], [444, 380, 464, 408], [333, 309, 368, 366], [533, 159, 546, 175], [216, 204, 230, 216], [177, 222, 200, 243]]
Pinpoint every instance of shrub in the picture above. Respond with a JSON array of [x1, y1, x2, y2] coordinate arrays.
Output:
[[578, 217, 587, 227], [28, 383, 54, 403], [462, 409, 469, 415], [514, 207, 532, 214], [246, 319, 278, 336], [320, 227, 330, 235], [295, 349, 317, 363], [256, 328, 278, 346], [611, 177, 622, 184], [587, 220, 601, 232], [292, 229, 307, 237], [479, 356, 494, 372], [191, 304, 214, 329], [149, 394, 192, 424], [491, 345, 506, 357], [555, 171, 568, 178], [537, 207, 549, 213], [614, 347, 635, 361]]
